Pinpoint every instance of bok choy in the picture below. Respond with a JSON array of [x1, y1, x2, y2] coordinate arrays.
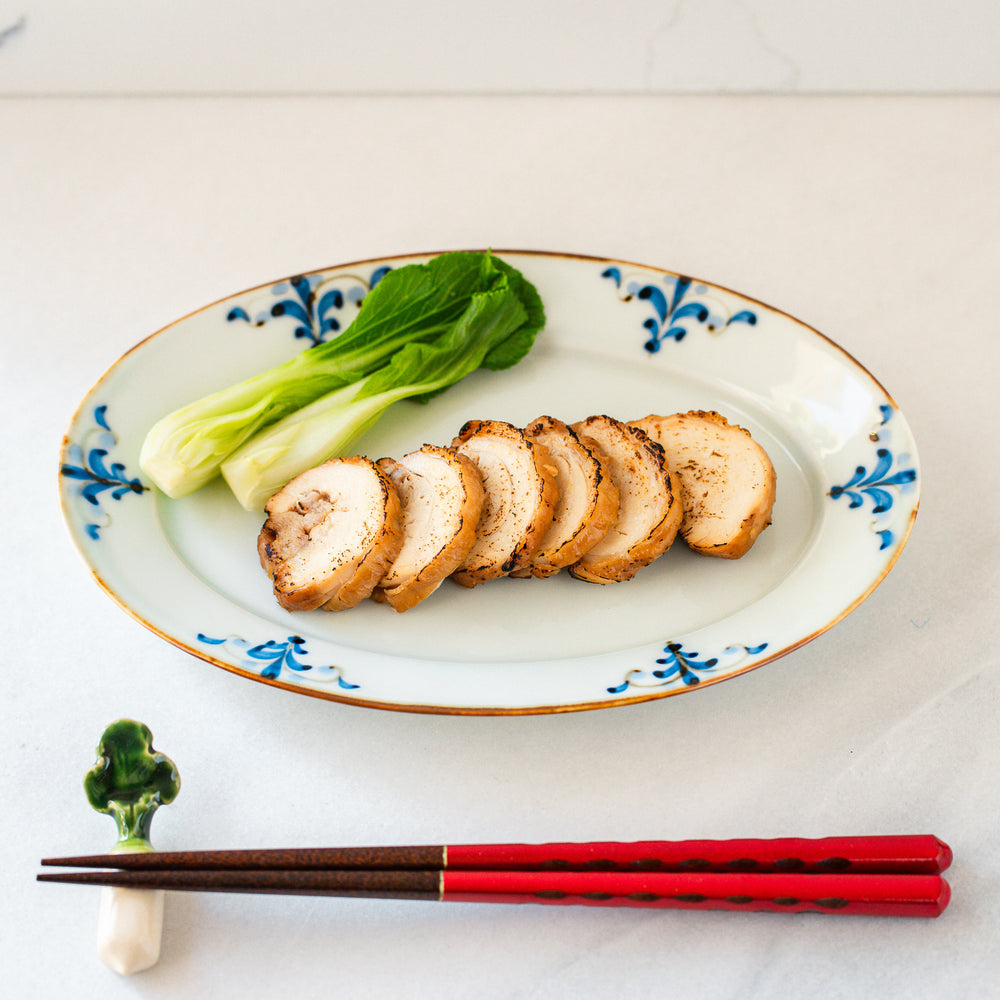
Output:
[[222, 280, 533, 510], [139, 251, 544, 500]]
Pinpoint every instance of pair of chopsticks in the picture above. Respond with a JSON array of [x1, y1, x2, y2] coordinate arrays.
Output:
[[39, 835, 952, 917]]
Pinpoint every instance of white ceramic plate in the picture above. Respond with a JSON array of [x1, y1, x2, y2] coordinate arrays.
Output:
[[59, 250, 919, 715]]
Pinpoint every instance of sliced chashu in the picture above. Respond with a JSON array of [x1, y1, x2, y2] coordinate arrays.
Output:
[[631, 410, 776, 558], [372, 446, 486, 612], [568, 415, 682, 583], [511, 415, 619, 579], [258, 456, 403, 612], [450, 419, 558, 587]]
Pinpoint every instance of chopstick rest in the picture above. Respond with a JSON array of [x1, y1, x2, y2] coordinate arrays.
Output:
[[80, 720, 181, 976]]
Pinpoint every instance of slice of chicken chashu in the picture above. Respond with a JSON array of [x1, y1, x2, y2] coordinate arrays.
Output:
[[258, 457, 404, 612], [372, 446, 486, 612], [631, 410, 776, 559], [510, 416, 619, 579], [568, 415, 682, 584], [450, 420, 558, 587]]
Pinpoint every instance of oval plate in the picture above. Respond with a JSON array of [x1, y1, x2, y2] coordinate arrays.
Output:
[[59, 250, 919, 715]]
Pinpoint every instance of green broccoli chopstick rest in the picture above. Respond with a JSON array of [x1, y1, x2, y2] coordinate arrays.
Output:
[[84, 720, 180, 975]]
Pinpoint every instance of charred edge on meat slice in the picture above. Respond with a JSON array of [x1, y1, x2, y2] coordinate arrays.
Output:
[[449, 419, 558, 587], [373, 446, 486, 611], [630, 410, 776, 559], [514, 415, 620, 578], [566, 415, 682, 584], [257, 457, 404, 612]]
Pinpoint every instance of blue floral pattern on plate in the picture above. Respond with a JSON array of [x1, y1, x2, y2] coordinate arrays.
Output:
[[609, 642, 770, 694], [226, 266, 392, 345], [197, 633, 359, 688], [829, 405, 917, 550], [603, 267, 757, 352], [60, 405, 147, 539]]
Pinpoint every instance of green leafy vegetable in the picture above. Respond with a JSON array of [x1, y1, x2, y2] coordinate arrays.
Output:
[[84, 720, 180, 850], [222, 281, 531, 510], [139, 251, 544, 499]]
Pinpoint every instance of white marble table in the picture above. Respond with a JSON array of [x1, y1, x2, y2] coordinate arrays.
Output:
[[3, 95, 998, 998]]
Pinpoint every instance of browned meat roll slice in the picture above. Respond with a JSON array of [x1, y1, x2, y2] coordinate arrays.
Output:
[[512, 415, 619, 578], [373, 446, 486, 612], [450, 419, 558, 587], [567, 415, 682, 583], [631, 410, 776, 558], [257, 456, 403, 612]]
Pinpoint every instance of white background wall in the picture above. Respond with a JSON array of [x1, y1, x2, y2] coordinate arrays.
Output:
[[0, 0, 997, 95]]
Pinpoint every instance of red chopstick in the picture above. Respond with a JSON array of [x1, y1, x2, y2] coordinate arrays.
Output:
[[40, 834, 952, 875], [38, 836, 953, 918], [447, 835, 952, 875], [36, 867, 950, 918], [442, 870, 949, 918]]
